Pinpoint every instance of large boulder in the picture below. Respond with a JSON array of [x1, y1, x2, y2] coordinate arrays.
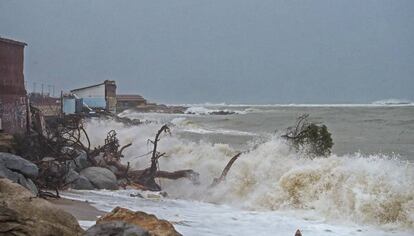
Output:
[[0, 178, 84, 236], [0, 152, 38, 178], [80, 167, 118, 190], [85, 221, 150, 236], [97, 207, 182, 236], [64, 169, 96, 190], [0, 160, 38, 195]]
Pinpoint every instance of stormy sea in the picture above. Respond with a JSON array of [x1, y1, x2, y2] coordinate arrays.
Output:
[[63, 101, 414, 236]]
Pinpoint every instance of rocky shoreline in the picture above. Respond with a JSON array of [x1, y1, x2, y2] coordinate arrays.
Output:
[[0, 178, 182, 236]]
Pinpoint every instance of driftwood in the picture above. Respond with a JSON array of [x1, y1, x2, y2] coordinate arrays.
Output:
[[135, 124, 170, 191], [87, 125, 199, 191], [210, 152, 242, 187]]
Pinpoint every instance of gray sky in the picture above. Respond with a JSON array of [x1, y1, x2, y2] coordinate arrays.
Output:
[[1, 0, 413, 104]]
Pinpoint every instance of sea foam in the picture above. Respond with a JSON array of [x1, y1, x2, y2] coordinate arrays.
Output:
[[83, 118, 414, 230]]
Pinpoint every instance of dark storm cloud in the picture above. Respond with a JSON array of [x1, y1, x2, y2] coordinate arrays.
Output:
[[1, 0, 413, 104]]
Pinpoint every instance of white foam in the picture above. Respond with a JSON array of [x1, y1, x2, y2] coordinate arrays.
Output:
[[81, 118, 414, 234], [63, 189, 413, 236], [372, 99, 413, 106]]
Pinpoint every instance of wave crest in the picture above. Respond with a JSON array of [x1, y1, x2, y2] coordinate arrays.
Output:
[[83, 118, 414, 229]]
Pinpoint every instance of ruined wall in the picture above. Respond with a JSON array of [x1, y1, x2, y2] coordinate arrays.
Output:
[[0, 39, 28, 134]]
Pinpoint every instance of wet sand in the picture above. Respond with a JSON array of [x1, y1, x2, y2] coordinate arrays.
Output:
[[49, 198, 106, 221]]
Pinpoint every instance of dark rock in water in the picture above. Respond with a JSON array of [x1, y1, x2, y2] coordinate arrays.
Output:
[[0, 163, 38, 195], [130, 193, 144, 198], [295, 229, 302, 236], [0, 178, 84, 236], [0, 152, 39, 178], [210, 110, 236, 115], [80, 167, 118, 190], [72, 175, 95, 190], [84, 221, 149, 236]]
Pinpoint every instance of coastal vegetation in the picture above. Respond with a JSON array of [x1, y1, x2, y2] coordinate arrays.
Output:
[[282, 114, 333, 157]]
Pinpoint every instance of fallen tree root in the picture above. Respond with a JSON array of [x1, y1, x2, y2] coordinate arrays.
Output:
[[210, 152, 242, 187]]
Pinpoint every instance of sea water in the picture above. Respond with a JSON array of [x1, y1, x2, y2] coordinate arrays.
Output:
[[64, 103, 414, 235]]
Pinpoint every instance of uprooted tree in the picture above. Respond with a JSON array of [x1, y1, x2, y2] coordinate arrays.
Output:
[[282, 114, 333, 157], [13, 106, 200, 197]]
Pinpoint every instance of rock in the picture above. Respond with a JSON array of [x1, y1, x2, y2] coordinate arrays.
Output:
[[0, 164, 20, 182], [97, 207, 182, 236], [0, 178, 84, 236], [0, 165, 38, 195], [80, 167, 118, 190], [210, 110, 236, 115], [72, 175, 95, 190], [62, 148, 90, 172], [18, 174, 38, 195], [85, 221, 150, 236], [72, 151, 91, 172], [295, 229, 302, 236], [65, 169, 80, 183], [0, 152, 39, 178]]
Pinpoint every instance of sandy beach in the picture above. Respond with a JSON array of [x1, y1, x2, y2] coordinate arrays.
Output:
[[49, 198, 106, 221]]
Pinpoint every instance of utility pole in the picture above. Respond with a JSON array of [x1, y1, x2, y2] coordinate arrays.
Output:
[[41, 83, 44, 96]]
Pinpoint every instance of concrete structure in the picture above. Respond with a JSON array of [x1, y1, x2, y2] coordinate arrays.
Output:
[[70, 80, 117, 113], [116, 94, 147, 112], [0, 37, 28, 134]]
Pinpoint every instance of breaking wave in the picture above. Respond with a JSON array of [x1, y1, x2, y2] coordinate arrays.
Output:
[[372, 99, 413, 106], [83, 118, 414, 230], [185, 106, 247, 115]]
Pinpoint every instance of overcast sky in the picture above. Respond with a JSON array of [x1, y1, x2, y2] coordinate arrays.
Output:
[[0, 0, 413, 104]]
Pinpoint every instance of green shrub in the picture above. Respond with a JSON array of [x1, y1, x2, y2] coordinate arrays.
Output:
[[282, 114, 333, 157]]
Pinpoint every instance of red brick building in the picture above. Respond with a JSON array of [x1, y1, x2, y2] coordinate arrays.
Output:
[[0, 37, 28, 134]]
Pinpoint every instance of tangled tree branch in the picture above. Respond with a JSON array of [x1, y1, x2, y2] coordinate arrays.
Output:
[[282, 114, 333, 157]]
